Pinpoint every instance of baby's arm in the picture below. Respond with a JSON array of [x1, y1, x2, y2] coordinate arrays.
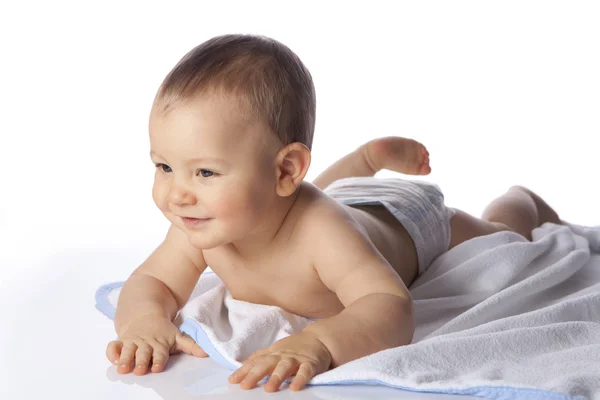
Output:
[[107, 224, 208, 375], [304, 210, 414, 367], [229, 208, 414, 392]]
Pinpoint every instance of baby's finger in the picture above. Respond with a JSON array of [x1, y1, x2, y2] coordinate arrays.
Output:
[[265, 358, 298, 392], [106, 340, 123, 365], [175, 332, 208, 357], [228, 362, 254, 384], [240, 359, 277, 390], [133, 342, 153, 376], [149, 340, 170, 373], [117, 342, 138, 374], [289, 363, 315, 391]]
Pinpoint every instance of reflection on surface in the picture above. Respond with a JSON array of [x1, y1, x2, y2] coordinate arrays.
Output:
[[104, 354, 476, 400], [105, 354, 317, 399]]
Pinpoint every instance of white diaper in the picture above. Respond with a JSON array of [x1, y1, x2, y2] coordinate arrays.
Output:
[[323, 177, 455, 275]]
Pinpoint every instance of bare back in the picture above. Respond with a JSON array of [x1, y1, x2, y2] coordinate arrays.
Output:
[[201, 182, 419, 319]]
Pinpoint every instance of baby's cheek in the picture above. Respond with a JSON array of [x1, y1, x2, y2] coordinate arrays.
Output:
[[213, 195, 241, 218], [214, 191, 259, 221], [151, 182, 167, 211]]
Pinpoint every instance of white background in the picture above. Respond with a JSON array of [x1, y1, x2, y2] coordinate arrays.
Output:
[[1, 0, 599, 281], [0, 1, 598, 399]]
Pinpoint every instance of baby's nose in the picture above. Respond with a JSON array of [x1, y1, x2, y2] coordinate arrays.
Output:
[[168, 182, 197, 206]]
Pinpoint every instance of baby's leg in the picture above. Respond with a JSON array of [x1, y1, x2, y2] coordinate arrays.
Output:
[[312, 136, 431, 190], [449, 186, 562, 247]]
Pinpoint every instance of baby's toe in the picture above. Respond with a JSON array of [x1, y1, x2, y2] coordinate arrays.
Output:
[[417, 147, 431, 174], [419, 144, 429, 160], [420, 156, 431, 174]]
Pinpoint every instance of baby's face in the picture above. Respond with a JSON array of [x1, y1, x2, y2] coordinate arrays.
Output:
[[149, 94, 282, 249]]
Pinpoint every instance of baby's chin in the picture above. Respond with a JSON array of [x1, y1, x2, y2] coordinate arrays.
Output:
[[185, 230, 229, 251], [187, 235, 220, 250]]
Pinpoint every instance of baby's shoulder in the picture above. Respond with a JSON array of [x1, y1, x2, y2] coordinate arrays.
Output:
[[291, 183, 360, 241]]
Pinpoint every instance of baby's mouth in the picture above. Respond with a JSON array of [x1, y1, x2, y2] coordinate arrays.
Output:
[[181, 216, 212, 228]]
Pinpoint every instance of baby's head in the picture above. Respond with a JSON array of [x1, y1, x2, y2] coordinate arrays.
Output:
[[149, 34, 316, 249]]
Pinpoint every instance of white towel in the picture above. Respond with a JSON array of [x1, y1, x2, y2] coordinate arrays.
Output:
[[95, 222, 600, 400]]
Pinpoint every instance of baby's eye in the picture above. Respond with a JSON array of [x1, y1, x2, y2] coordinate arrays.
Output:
[[155, 163, 172, 173], [197, 169, 214, 178]]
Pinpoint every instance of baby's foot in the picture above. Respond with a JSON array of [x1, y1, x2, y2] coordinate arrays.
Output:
[[363, 136, 431, 175]]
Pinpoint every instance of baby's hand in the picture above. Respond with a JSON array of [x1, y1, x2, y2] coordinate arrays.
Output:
[[105, 315, 207, 375], [228, 332, 332, 392]]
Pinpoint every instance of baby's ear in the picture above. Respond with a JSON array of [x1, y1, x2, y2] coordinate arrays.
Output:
[[274, 142, 311, 197]]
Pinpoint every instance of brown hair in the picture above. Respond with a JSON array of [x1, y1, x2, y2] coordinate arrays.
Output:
[[155, 34, 316, 150]]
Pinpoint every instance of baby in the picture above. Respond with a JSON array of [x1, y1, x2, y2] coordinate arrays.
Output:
[[106, 34, 561, 392]]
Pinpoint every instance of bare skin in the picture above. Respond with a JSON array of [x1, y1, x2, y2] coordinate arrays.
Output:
[[108, 95, 561, 392], [205, 137, 435, 317], [211, 137, 434, 318], [311, 136, 431, 189]]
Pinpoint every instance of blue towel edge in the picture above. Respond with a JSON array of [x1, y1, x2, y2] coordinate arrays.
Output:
[[94, 281, 582, 400]]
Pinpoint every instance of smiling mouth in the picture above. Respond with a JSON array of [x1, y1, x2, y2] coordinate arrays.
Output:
[[181, 217, 211, 228]]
